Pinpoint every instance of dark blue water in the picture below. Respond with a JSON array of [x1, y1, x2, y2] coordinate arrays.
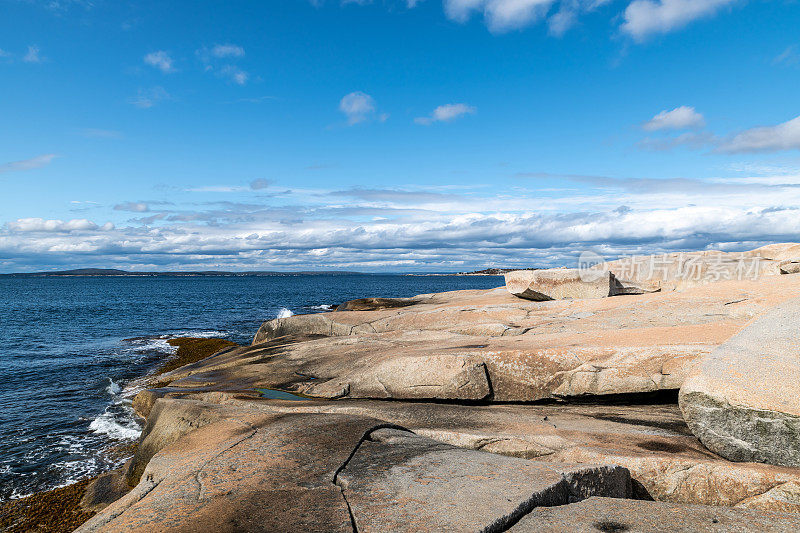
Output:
[[0, 274, 503, 500]]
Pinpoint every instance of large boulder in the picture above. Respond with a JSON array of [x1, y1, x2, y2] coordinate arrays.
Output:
[[505, 269, 615, 300], [603, 250, 782, 290], [780, 259, 800, 275], [680, 297, 800, 467]]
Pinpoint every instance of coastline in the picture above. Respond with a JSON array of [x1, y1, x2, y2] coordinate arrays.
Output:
[[0, 337, 240, 533], [0, 273, 504, 508], [75, 244, 800, 531], [8, 247, 800, 531]]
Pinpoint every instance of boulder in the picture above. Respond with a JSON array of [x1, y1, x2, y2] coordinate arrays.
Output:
[[505, 268, 614, 300], [680, 297, 800, 467], [510, 496, 800, 532], [780, 259, 800, 275], [603, 250, 781, 290]]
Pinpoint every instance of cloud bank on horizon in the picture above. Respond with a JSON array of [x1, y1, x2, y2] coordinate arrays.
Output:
[[2, 0, 799, 272]]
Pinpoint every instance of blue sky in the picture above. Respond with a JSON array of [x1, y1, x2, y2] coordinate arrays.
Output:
[[2, 0, 800, 272]]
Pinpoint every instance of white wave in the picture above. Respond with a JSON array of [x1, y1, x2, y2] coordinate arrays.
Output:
[[277, 307, 294, 319], [120, 377, 147, 398], [130, 337, 177, 354], [309, 304, 334, 310], [89, 409, 142, 441], [105, 378, 122, 395], [168, 330, 229, 339], [9, 487, 32, 500]]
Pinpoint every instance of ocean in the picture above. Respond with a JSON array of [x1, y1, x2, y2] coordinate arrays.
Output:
[[0, 274, 503, 500]]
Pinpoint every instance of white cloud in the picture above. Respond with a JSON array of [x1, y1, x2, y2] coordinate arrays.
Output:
[[718, 115, 800, 153], [643, 106, 705, 131], [445, 0, 556, 32], [0, 154, 57, 174], [339, 91, 377, 125], [128, 87, 170, 108], [415, 103, 476, 125], [621, 0, 737, 41], [6, 218, 107, 232], [5, 170, 800, 271], [197, 45, 249, 85], [211, 44, 245, 58], [23, 45, 42, 63], [114, 202, 149, 212], [219, 65, 249, 85], [143, 51, 174, 73]]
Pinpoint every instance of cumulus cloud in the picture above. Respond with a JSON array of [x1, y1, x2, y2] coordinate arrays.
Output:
[[143, 51, 174, 73], [442, 0, 612, 34], [643, 106, 705, 131], [0, 154, 57, 174], [339, 91, 378, 125], [445, 0, 556, 32], [718, 115, 800, 153], [415, 103, 476, 125], [327, 0, 736, 38], [621, 0, 737, 41], [114, 202, 149, 212], [6, 218, 112, 232], [23, 45, 42, 63]]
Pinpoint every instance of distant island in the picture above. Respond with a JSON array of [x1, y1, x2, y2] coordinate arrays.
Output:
[[406, 268, 540, 276], [2, 268, 539, 277], [455, 267, 539, 275], [0, 268, 364, 277]]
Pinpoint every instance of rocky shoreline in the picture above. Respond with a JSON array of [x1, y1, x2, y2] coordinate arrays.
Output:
[[9, 244, 800, 532]]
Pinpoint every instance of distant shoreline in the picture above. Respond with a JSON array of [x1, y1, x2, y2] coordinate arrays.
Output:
[[0, 268, 515, 278], [0, 268, 364, 278]]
